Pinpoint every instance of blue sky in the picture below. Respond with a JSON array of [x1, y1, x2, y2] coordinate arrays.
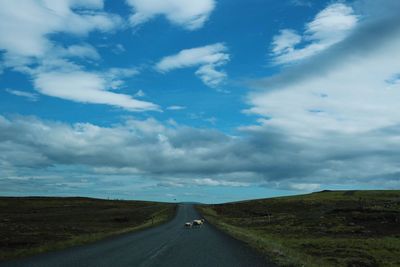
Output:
[[0, 0, 399, 203]]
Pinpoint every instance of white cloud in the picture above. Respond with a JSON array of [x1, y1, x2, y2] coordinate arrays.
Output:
[[0, 0, 121, 58], [68, 0, 105, 9], [5, 89, 39, 102], [195, 64, 227, 88], [0, 1, 158, 111], [34, 70, 159, 111], [271, 3, 358, 64], [291, 0, 312, 7], [157, 181, 184, 188], [167, 105, 186, 111], [134, 90, 146, 97], [62, 44, 100, 60], [93, 167, 143, 175], [126, 0, 215, 30], [156, 43, 228, 71], [193, 178, 249, 187], [113, 44, 126, 54], [271, 29, 302, 56], [245, 1, 400, 193], [156, 43, 230, 87], [105, 67, 140, 90], [108, 67, 139, 78], [248, 26, 400, 137], [6, 56, 154, 111], [306, 3, 357, 42], [287, 183, 320, 192]]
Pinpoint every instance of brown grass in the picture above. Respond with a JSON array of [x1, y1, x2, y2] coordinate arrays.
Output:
[[0, 197, 176, 261]]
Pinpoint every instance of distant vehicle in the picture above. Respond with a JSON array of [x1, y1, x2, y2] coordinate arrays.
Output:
[[184, 222, 192, 228]]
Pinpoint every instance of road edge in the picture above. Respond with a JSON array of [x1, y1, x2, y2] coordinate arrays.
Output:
[[196, 205, 312, 267]]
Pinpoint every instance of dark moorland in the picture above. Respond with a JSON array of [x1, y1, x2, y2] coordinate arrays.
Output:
[[0, 197, 176, 261], [198, 190, 400, 267]]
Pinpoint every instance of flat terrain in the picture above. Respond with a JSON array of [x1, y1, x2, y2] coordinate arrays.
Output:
[[198, 190, 400, 267], [0, 197, 176, 261], [0, 204, 271, 267]]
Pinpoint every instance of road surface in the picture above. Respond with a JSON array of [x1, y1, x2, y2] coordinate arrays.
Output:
[[1, 204, 274, 267]]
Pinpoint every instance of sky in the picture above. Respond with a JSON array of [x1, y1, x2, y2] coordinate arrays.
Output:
[[0, 0, 399, 203]]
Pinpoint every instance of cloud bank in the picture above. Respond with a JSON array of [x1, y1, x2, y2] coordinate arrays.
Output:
[[1, 115, 398, 195]]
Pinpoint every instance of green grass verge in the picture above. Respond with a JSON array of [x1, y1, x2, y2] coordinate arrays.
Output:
[[198, 190, 400, 267]]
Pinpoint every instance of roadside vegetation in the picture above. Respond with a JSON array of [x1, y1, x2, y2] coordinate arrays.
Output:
[[198, 190, 400, 267], [0, 197, 176, 261]]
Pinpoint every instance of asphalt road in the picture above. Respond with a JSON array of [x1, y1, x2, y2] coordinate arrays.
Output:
[[1, 204, 274, 267]]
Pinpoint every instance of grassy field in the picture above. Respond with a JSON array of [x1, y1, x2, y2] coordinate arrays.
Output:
[[0, 197, 176, 261], [198, 190, 400, 267]]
